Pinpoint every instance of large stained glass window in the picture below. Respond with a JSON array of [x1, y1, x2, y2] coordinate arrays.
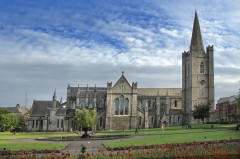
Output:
[[115, 98, 119, 115], [120, 96, 124, 115], [125, 98, 129, 115]]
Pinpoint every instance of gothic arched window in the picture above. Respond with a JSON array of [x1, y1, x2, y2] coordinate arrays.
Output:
[[89, 100, 94, 108], [71, 101, 76, 109], [151, 117, 154, 125], [161, 102, 165, 112], [80, 100, 84, 109], [148, 100, 151, 108], [174, 100, 178, 107], [125, 98, 129, 115], [115, 98, 119, 115], [139, 116, 142, 126], [120, 96, 124, 115], [99, 117, 103, 127], [98, 100, 103, 108], [138, 100, 142, 109], [200, 62, 204, 73]]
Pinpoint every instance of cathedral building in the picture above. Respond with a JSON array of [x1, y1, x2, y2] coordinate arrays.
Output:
[[27, 11, 214, 131], [66, 73, 182, 131]]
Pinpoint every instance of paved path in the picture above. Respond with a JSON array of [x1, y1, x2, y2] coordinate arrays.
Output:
[[7, 134, 160, 154], [60, 134, 160, 154]]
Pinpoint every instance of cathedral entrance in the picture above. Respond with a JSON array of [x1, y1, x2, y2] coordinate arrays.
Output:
[[163, 121, 167, 126]]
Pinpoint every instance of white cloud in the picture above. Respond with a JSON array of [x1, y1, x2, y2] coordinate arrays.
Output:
[[0, 0, 239, 107]]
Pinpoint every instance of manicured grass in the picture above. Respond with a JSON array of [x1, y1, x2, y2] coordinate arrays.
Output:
[[97, 124, 236, 136], [103, 130, 240, 148], [0, 132, 77, 151], [0, 140, 67, 151], [0, 132, 78, 140]]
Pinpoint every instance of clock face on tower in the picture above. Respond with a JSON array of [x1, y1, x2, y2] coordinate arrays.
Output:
[[200, 80, 205, 85]]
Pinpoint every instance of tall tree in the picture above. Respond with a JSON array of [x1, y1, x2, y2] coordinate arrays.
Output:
[[74, 108, 97, 137], [192, 103, 210, 123]]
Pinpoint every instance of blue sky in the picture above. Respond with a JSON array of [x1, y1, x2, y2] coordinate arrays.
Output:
[[0, 0, 239, 107]]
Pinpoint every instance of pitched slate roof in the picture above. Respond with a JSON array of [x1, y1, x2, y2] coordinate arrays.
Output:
[[0, 105, 28, 114], [31, 101, 52, 116], [0, 107, 19, 113], [31, 100, 61, 116]]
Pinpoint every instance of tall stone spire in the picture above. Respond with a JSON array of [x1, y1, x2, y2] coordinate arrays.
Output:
[[53, 89, 56, 101], [52, 89, 57, 110], [190, 11, 204, 52]]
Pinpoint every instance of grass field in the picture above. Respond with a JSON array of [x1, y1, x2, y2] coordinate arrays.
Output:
[[0, 141, 67, 151], [0, 132, 78, 140], [97, 123, 236, 136], [101, 124, 239, 148], [0, 132, 78, 151], [1, 124, 239, 151], [103, 130, 240, 148]]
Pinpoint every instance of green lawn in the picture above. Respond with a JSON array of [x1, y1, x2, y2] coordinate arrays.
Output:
[[0, 141, 67, 151], [0, 132, 78, 151], [102, 124, 239, 148], [103, 130, 240, 148], [97, 124, 236, 136], [0, 132, 78, 140], [0, 124, 238, 151]]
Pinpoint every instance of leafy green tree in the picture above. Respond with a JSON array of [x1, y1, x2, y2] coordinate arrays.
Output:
[[0, 113, 19, 131], [74, 108, 97, 137], [192, 103, 210, 123]]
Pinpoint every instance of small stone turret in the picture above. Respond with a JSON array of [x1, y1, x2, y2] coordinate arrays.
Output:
[[94, 84, 97, 108], [67, 84, 70, 109], [76, 84, 80, 108], [86, 84, 89, 107], [144, 102, 149, 129]]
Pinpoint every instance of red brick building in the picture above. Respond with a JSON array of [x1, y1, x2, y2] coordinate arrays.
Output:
[[215, 96, 239, 122]]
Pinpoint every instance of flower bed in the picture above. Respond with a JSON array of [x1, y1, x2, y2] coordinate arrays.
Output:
[[105, 138, 240, 151], [0, 139, 239, 159]]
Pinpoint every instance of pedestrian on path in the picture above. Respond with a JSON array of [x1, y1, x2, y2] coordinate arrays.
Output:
[[135, 128, 138, 134], [161, 123, 164, 132]]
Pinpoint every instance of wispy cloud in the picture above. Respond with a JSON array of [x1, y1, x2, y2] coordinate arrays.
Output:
[[0, 0, 239, 106]]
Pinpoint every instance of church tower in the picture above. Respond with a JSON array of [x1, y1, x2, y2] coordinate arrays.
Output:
[[182, 11, 214, 125]]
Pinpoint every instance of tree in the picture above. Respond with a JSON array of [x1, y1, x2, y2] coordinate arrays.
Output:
[[230, 89, 240, 121], [192, 103, 210, 123], [74, 108, 97, 137], [236, 89, 240, 115], [0, 113, 19, 132]]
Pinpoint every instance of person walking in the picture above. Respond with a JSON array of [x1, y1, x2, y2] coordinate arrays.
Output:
[[135, 128, 138, 134], [161, 123, 164, 132]]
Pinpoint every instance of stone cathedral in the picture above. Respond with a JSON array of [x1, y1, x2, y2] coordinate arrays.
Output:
[[27, 11, 214, 132]]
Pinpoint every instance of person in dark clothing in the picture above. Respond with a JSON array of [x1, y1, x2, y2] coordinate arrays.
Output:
[[135, 128, 138, 134]]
